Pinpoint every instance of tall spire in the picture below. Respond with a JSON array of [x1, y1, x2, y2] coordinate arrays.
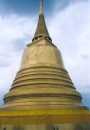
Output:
[[32, 0, 52, 41], [40, 0, 44, 15]]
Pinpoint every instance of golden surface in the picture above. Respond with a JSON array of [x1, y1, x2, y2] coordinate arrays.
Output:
[[0, 109, 90, 125], [21, 39, 64, 69]]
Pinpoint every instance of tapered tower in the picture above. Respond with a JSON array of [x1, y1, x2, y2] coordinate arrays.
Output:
[[4, 0, 85, 111]]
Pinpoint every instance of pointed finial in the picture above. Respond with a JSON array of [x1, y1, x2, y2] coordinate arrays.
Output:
[[40, 0, 44, 15], [32, 0, 52, 41]]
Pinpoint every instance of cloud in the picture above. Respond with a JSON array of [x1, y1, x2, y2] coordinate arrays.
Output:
[[0, 14, 35, 104], [48, 1, 90, 106], [0, 0, 90, 108], [49, 1, 90, 86]]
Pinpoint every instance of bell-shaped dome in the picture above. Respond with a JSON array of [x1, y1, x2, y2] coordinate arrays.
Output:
[[21, 39, 64, 69]]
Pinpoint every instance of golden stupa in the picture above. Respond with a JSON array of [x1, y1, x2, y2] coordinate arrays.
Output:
[[0, 0, 89, 130], [4, 2, 82, 109], [4, 0, 84, 111]]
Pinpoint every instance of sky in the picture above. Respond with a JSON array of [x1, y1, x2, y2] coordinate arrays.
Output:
[[0, 0, 90, 108]]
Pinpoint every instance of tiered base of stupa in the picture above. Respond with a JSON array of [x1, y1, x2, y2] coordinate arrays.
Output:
[[3, 66, 85, 110]]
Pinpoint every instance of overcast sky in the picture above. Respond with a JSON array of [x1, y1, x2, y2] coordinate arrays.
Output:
[[0, 0, 90, 108]]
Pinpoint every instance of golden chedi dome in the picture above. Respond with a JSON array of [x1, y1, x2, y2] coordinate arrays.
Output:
[[4, 0, 85, 110]]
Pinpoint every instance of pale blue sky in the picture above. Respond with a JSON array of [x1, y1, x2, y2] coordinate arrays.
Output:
[[0, 0, 74, 15], [0, 0, 87, 15]]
